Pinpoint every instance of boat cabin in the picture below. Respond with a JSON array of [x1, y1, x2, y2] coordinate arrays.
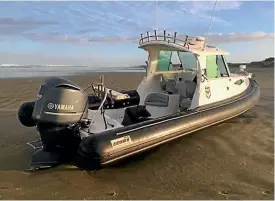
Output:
[[136, 30, 250, 118], [86, 30, 252, 133]]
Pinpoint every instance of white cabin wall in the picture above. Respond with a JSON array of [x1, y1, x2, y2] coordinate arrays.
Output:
[[197, 55, 206, 70], [143, 46, 161, 79], [193, 54, 250, 108], [137, 75, 163, 105], [189, 55, 203, 109], [137, 46, 163, 105]]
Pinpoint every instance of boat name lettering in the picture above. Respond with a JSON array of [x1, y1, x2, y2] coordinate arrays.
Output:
[[47, 103, 74, 110], [111, 136, 132, 148]]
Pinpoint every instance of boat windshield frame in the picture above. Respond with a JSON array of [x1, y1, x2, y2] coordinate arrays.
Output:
[[146, 49, 198, 76]]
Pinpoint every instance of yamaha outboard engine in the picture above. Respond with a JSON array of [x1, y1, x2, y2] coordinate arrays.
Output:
[[18, 77, 89, 170]]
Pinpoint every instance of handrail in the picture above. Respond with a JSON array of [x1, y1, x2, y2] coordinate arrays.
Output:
[[90, 85, 108, 123], [154, 69, 197, 75], [139, 30, 190, 49], [88, 83, 108, 133]]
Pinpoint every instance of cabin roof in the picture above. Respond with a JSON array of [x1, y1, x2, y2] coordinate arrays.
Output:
[[138, 30, 229, 56]]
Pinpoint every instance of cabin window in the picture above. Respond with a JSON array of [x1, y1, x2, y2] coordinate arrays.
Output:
[[156, 51, 172, 71], [205, 55, 229, 79], [216, 55, 229, 77], [221, 55, 231, 75], [206, 55, 221, 79], [178, 52, 197, 71]]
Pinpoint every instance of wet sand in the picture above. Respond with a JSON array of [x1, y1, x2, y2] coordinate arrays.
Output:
[[0, 69, 273, 200]]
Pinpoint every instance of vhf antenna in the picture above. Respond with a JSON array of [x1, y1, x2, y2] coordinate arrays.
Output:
[[155, 0, 159, 32], [204, 0, 218, 48]]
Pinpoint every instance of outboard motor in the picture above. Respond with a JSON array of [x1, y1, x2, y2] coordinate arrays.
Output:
[[18, 77, 89, 170], [32, 77, 88, 123]]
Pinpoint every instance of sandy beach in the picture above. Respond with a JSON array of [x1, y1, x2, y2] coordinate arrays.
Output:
[[0, 69, 273, 200]]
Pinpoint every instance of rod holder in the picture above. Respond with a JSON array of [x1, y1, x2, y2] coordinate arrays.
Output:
[[147, 31, 149, 41], [164, 30, 166, 41], [100, 75, 104, 85], [154, 30, 157, 40], [141, 34, 143, 43], [184, 35, 188, 46], [174, 32, 177, 43]]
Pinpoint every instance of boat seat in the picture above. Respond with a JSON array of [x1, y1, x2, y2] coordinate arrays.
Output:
[[144, 93, 169, 107], [144, 92, 180, 118], [180, 98, 192, 110], [176, 80, 196, 99], [176, 80, 196, 110], [161, 79, 178, 94], [121, 105, 151, 126], [165, 80, 178, 94]]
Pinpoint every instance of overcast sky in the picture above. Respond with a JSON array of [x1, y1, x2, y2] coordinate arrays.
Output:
[[0, 1, 274, 66]]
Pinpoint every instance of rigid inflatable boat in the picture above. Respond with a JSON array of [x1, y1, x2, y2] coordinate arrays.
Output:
[[18, 30, 260, 171]]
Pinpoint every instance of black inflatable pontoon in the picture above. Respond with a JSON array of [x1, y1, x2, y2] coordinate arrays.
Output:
[[18, 77, 260, 171]]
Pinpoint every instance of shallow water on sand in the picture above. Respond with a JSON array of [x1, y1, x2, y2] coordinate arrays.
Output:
[[0, 69, 273, 199]]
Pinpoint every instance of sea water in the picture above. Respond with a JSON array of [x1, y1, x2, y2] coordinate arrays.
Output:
[[0, 64, 145, 79]]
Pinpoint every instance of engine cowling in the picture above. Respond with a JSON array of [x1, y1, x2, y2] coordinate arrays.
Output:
[[32, 77, 88, 125], [18, 77, 89, 153]]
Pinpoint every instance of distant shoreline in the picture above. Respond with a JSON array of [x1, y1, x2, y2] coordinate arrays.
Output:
[[0, 57, 273, 79], [1, 57, 274, 69], [0, 70, 145, 80], [228, 57, 274, 68]]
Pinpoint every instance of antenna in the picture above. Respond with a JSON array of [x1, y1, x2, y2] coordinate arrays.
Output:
[[204, 0, 218, 47], [155, 0, 158, 31]]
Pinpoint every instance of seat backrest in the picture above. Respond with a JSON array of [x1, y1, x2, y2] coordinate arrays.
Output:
[[144, 93, 169, 107], [176, 80, 196, 99], [165, 80, 178, 94], [175, 81, 187, 98], [184, 80, 196, 98]]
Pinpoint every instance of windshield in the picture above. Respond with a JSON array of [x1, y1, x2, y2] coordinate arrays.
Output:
[[178, 52, 197, 71], [156, 51, 172, 71], [155, 50, 197, 72]]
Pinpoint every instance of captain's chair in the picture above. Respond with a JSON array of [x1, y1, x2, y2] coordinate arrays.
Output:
[[164, 80, 178, 94], [160, 73, 178, 94], [175, 80, 196, 110]]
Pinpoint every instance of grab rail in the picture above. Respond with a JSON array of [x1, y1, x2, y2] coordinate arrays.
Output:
[[139, 30, 190, 49]]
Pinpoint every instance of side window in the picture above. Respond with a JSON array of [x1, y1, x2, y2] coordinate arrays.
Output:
[[206, 55, 221, 79], [205, 55, 229, 79], [216, 55, 229, 77], [156, 51, 172, 71]]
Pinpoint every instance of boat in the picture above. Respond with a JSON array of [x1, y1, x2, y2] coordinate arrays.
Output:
[[17, 30, 260, 171]]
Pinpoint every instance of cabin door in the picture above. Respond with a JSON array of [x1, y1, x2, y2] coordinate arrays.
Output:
[[198, 55, 231, 106], [201, 78, 230, 104]]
